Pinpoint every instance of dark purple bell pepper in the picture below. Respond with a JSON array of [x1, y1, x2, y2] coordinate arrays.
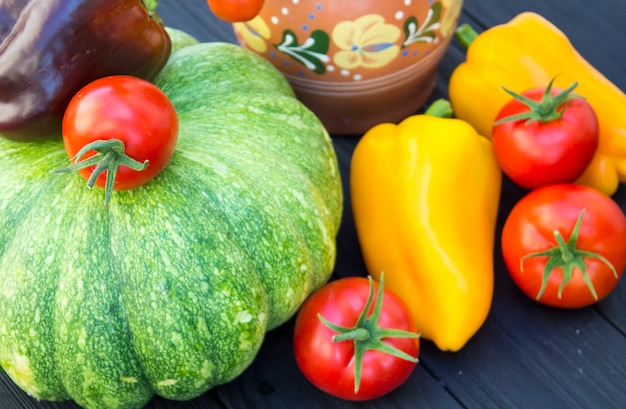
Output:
[[0, 0, 171, 141]]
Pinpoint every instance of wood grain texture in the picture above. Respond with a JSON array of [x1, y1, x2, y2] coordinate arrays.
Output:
[[2, 0, 625, 408]]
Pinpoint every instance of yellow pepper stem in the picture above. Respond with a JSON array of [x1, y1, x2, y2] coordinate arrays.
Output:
[[424, 99, 454, 118], [455, 23, 479, 49]]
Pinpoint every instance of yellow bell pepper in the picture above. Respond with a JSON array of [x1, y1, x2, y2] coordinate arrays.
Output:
[[350, 101, 502, 352], [449, 12, 626, 196]]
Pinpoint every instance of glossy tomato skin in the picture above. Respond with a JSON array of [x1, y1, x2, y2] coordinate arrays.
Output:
[[207, 0, 264, 22], [501, 184, 626, 308], [293, 277, 419, 401], [62, 75, 178, 191], [492, 86, 598, 189]]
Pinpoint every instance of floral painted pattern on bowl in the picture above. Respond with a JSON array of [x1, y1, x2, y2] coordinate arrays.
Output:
[[234, 0, 462, 83]]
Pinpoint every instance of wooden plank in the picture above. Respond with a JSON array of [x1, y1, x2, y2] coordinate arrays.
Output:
[[2, 1, 625, 408], [597, 184, 626, 332], [213, 318, 464, 409], [157, 0, 236, 43]]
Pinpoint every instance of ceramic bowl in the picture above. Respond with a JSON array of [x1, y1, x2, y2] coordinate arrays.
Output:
[[233, 0, 463, 135]]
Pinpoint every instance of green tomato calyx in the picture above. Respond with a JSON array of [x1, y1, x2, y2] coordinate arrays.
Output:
[[52, 139, 148, 207], [520, 209, 618, 301], [317, 273, 419, 394], [494, 77, 583, 125]]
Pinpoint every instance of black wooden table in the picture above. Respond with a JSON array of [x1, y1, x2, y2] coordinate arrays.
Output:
[[2, 0, 625, 408]]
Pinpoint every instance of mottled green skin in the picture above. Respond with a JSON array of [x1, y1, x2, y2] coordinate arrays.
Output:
[[0, 42, 342, 408], [165, 27, 199, 52]]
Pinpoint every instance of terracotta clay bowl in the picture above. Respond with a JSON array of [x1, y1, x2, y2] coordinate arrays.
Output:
[[234, 0, 463, 135]]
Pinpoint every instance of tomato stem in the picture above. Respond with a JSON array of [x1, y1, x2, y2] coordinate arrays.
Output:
[[520, 209, 618, 301], [553, 231, 573, 263], [317, 274, 419, 394], [52, 139, 148, 207], [332, 328, 370, 343]]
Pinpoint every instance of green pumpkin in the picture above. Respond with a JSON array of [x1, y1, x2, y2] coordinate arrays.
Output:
[[0, 40, 342, 408]]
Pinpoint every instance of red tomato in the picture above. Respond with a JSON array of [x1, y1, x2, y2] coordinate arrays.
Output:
[[294, 275, 419, 401], [501, 184, 626, 308], [60, 75, 178, 206], [207, 0, 264, 22], [492, 80, 599, 189]]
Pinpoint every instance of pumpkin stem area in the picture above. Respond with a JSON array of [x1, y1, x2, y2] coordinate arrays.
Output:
[[316, 274, 419, 394], [52, 139, 148, 207]]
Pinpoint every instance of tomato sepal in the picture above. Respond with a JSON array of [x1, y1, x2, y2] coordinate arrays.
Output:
[[52, 139, 148, 207], [317, 274, 419, 394], [494, 77, 582, 125], [520, 209, 618, 301]]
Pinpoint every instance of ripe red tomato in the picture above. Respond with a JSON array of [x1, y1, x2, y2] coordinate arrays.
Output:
[[293, 275, 419, 401], [501, 184, 626, 308], [492, 80, 599, 189], [207, 0, 264, 22], [60, 75, 178, 206]]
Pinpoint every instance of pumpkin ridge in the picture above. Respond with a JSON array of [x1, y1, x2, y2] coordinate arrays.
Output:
[[0, 141, 74, 400], [54, 193, 155, 408], [109, 167, 269, 399], [167, 102, 340, 328]]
